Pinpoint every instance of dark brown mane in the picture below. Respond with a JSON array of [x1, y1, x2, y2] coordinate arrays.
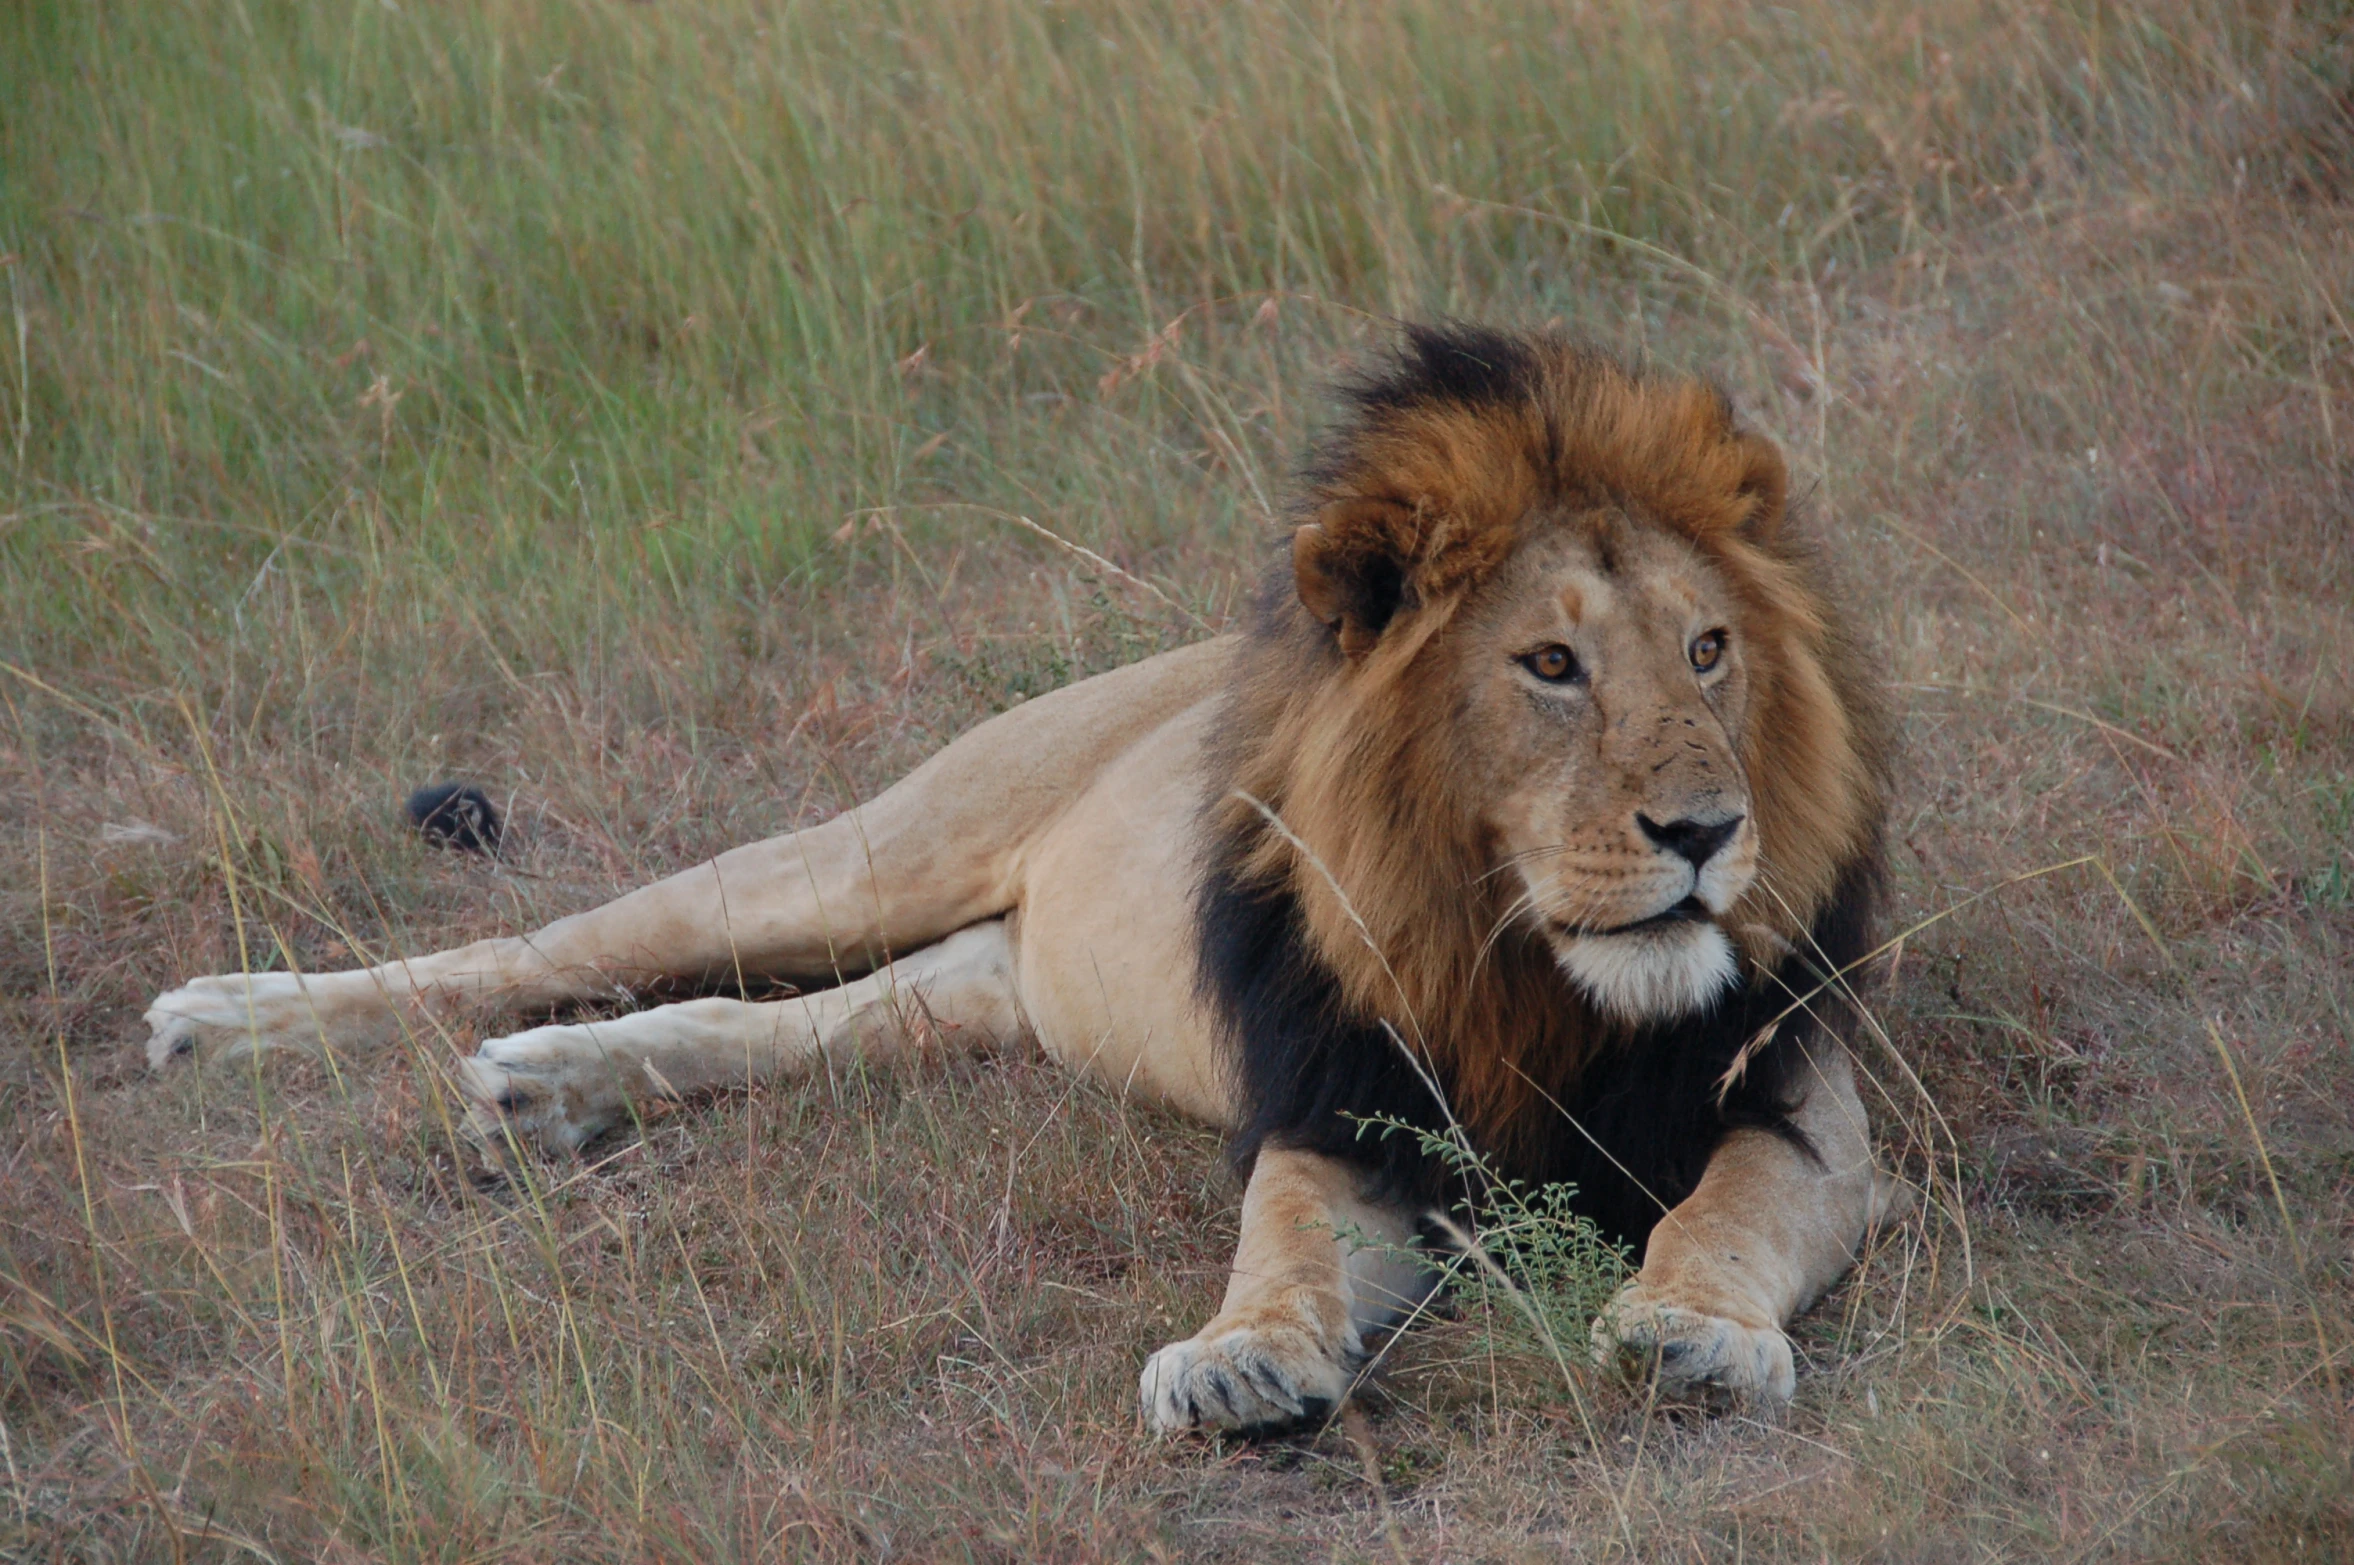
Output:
[[1195, 324, 1889, 1239]]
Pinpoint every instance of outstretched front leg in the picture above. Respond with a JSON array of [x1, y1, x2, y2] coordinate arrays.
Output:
[[1592, 1038, 1899, 1399], [1140, 1147, 1433, 1435]]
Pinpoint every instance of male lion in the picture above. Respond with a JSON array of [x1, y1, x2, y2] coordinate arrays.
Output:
[[147, 325, 1899, 1434]]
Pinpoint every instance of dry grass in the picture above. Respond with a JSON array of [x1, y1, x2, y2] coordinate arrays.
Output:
[[3, 0, 2351, 1558]]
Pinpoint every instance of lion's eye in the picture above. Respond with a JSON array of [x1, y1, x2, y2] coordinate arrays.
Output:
[[1521, 644, 1582, 684], [1689, 631, 1726, 673]]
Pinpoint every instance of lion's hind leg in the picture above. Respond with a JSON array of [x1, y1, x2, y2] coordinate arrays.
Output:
[[459, 920, 1025, 1152], [143, 936, 602, 1070]]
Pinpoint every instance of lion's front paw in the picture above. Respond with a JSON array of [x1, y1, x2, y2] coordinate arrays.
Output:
[[1139, 1316, 1353, 1436], [455, 1027, 629, 1154], [1591, 1279, 1795, 1400], [145, 973, 322, 1067]]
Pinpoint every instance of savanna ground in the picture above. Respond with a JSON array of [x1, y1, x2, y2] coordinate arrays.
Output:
[[3, 1, 2351, 1558]]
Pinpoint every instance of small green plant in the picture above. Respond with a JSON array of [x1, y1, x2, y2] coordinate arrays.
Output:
[[1352, 1114, 1630, 1383]]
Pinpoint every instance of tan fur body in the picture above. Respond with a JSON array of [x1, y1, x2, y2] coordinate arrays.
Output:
[[147, 329, 1897, 1433]]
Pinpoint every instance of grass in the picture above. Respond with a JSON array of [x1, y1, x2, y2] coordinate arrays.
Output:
[[3, 0, 2351, 1556]]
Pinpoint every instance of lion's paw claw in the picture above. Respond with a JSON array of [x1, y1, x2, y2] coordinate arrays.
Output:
[[1591, 1281, 1795, 1400], [143, 973, 319, 1068], [454, 1029, 621, 1153], [1139, 1322, 1350, 1436]]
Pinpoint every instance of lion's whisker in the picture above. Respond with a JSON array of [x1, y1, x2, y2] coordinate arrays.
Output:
[[1472, 843, 1573, 887]]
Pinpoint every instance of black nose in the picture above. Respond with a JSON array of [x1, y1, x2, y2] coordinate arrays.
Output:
[[1637, 812, 1745, 869]]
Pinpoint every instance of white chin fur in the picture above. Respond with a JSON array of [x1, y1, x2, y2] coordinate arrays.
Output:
[[1558, 922, 1738, 1023]]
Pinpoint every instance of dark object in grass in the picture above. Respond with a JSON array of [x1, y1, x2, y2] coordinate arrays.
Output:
[[405, 783, 502, 855]]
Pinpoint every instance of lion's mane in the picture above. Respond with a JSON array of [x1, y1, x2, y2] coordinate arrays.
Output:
[[1196, 325, 1889, 1246]]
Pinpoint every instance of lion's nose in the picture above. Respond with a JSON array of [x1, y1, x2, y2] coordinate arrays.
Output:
[[1636, 812, 1745, 869]]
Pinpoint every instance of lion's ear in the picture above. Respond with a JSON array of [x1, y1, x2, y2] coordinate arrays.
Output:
[[1731, 431, 1788, 539], [1293, 503, 1413, 657]]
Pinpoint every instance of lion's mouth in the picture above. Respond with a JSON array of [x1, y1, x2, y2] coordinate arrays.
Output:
[[1576, 896, 1709, 939]]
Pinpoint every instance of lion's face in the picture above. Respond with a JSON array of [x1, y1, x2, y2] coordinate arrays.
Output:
[[1450, 514, 1760, 1022], [1252, 328, 1882, 1066]]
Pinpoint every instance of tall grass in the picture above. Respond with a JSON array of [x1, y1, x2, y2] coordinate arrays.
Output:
[[6, 0, 2329, 692], [3, 0, 2350, 1559]]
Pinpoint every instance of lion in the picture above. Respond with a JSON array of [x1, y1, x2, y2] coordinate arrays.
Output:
[[145, 324, 1899, 1434]]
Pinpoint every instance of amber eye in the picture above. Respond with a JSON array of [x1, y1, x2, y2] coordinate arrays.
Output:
[[1521, 644, 1582, 684], [1689, 631, 1726, 673]]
